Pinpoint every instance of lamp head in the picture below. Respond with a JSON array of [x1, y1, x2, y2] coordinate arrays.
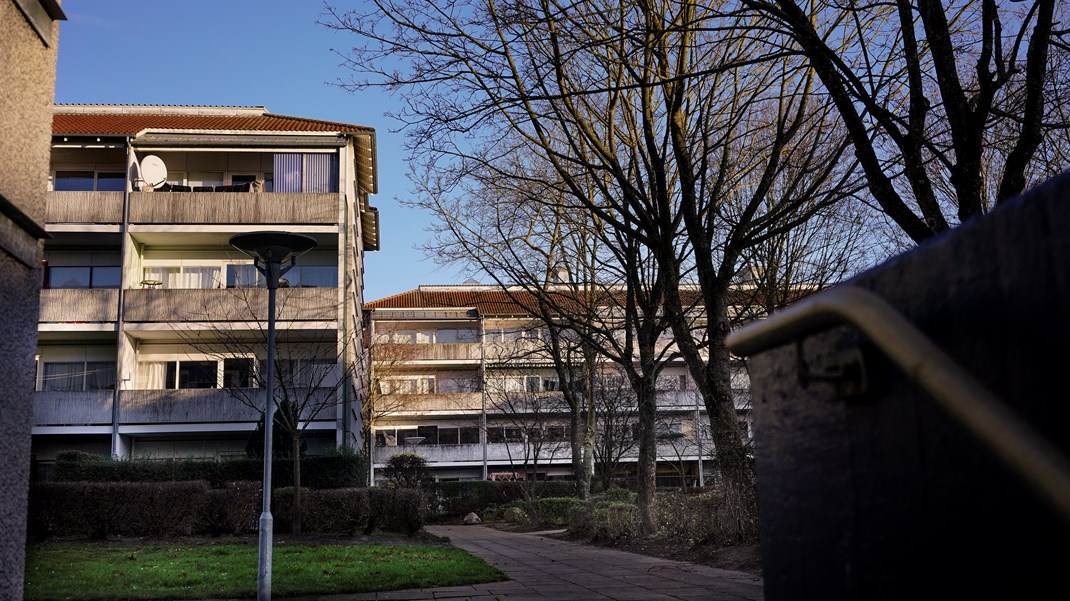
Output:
[[229, 231, 318, 263]]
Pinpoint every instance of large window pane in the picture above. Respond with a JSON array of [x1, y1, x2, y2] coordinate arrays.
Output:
[[223, 358, 254, 388], [178, 361, 217, 389], [48, 266, 91, 288], [291, 265, 337, 288], [90, 266, 121, 289], [85, 362, 117, 390], [42, 362, 82, 391], [95, 173, 126, 191], [226, 264, 261, 288], [54, 171, 94, 191]]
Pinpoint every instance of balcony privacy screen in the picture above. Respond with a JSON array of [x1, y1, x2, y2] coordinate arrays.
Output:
[[273, 153, 339, 193]]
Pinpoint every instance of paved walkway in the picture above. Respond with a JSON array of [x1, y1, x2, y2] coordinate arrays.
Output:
[[306, 524, 763, 601]]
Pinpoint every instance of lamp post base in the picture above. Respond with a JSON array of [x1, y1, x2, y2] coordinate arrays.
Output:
[[257, 512, 273, 601]]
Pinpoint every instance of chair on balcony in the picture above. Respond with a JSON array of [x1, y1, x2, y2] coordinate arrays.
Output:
[[192, 186, 212, 192], [171, 184, 191, 192]]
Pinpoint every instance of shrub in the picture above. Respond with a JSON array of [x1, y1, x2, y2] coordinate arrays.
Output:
[[29, 481, 209, 538], [566, 504, 595, 538], [592, 501, 640, 540], [427, 480, 578, 521], [365, 487, 426, 536], [51, 449, 365, 489], [503, 506, 528, 524], [532, 497, 585, 527], [382, 453, 429, 488], [597, 487, 637, 504], [202, 481, 260, 536], [274, 488, 370, 535]]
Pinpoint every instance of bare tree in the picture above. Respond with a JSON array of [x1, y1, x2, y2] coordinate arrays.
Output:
[[174, 286, 360, 535], [323, 0, 867, 539], [741, 0, 1070, 241], [591, 369, 639, 492]]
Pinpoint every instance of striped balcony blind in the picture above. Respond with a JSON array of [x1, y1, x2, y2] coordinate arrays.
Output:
[[273, 153, 339, 193]]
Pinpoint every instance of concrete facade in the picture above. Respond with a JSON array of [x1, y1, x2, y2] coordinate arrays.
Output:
[[0, 0, 63, 597]]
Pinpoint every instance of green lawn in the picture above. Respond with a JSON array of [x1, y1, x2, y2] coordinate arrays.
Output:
[[25, 541, 507, 600]]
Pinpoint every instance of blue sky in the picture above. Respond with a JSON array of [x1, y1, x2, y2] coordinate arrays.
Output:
[[53, 0, 464, 301]]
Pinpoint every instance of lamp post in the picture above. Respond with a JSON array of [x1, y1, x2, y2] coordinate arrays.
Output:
[[229, 231, 317, 601]]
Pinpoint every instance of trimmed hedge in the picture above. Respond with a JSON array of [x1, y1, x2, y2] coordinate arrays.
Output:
[[52, 450, 366, 489], [428, 480, 577, 521], [28, 481, 425, 539]]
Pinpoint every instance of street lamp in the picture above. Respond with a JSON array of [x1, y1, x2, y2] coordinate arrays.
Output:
[[229, 231, 317, 601]]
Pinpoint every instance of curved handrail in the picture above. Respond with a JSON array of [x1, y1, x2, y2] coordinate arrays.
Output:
[[726, 286, 1070, 522]]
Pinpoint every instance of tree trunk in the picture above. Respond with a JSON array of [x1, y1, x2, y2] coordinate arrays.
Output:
[[635, 375, 658, 535], [292, 433, 302, 535]]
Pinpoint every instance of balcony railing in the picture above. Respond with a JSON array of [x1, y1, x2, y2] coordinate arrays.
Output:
[[129, 192, 338, 225], [46, 191, 123, 224], [38, 288, 119, 323], [33, 391, 113, 426], [123, 287, 337, 322], [380, 393, 484, 413], [379, 343, 482, 361], [120, 388, 337, 424], [373, 442, 562, 464]]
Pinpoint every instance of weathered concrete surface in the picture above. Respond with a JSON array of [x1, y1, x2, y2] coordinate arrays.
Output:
[[0, 2, 59, 598], [747, 171, 1070, 600]]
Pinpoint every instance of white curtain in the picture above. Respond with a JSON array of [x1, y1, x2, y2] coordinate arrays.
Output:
[[138, 362, 167, 390]]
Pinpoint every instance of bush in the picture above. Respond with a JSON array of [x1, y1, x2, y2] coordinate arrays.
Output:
[[382, 453, 429, 488], [51, 449, 366, 489], [365, 487, 426, 536], [202, 481, 260, 536], [567, 504, 595, 538], [427, 480, 578, 521], [592, 501, 640, 540], [531, 497, 585, 527], [503, 506, 528, 524], [597, 487, 637, 504], [29, 481, 209, 539], [274, 488, 370, 535]]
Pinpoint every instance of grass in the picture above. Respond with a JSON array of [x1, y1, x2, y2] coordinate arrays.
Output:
[[25, 541, 507, 600]]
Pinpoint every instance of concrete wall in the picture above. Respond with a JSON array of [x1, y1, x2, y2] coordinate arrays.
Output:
[[0, 1, 61, 597], [746, 172, 1070, 599]]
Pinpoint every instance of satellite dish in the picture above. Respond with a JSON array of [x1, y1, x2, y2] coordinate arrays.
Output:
[[140, 155, 168, 189]]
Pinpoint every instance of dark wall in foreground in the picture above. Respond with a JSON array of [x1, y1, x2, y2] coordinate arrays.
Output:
[[748, 172, 1070, 600], [0, 1, 61, 597]]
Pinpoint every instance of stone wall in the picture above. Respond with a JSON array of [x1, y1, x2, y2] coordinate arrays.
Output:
[[745, 172, 1070, 599]]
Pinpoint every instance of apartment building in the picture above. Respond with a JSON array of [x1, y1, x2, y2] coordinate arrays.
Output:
[[32, 104, 379, 468], [365, 285, 752, 486]]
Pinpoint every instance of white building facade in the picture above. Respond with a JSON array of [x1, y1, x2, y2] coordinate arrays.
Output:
[[33, 104, 379, 470], [365, 285, 753, 486]]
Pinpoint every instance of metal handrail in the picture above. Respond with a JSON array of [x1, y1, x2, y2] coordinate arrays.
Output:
[[726, 286, 1070, 522]]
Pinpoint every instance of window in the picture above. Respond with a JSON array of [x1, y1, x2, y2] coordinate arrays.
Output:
[[41, 361, 116, 392], [143, 266, 222, 289], [438, 427, 459, 445], [436, 328, 478, 343], [223, 358, 254, 388], [379, 376, 435, 394], [287, 265, 337, 288], [53, 170, 126, 191], [46, 265, 120, 289], [273, 153, 339, 193], [460, 427, 480, 444], [138, 360, 218, 389], [542, 376, 560, 391], [438, 378, 479, 393], [525, 375, 541, 393], [226, 264, 261, 288]]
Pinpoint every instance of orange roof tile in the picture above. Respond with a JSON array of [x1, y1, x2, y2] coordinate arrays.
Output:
[[53, 109, 372, 136]]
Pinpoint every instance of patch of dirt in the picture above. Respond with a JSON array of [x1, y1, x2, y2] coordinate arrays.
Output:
[[490, 523, 762, 576]]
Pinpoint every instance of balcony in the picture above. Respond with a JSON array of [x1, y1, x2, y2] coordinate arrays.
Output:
[[120, 388, 337, 424], [38, 289, 119, 323], [381, 393, 483, 414], [374, 442, 558, 464], [380, 343, 482, 362], [33, 391, 113, 426], [123, 287, 337, 323], [129, 192, 338, 225], [46, 191, 123, 225]]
